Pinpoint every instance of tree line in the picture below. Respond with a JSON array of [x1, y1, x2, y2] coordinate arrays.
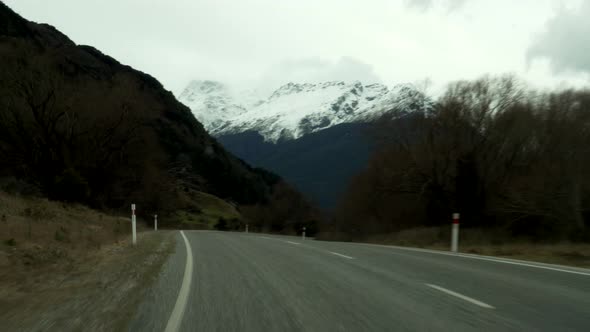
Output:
[[331, 76, 590, 242]]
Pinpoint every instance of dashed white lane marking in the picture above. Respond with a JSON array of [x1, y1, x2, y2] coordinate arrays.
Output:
[[426, 284, 495, 309], [286, 241, 301, 245], [165, 231, 194, 332], [329, 251, 354, 259]]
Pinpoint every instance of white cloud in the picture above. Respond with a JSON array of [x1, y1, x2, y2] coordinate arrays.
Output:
[[404, 0, 433, 11], [404, 0, 467, 13], [246, 57, 382, 95], [3, 0, 588, 94], [527, 0, 590, 77]]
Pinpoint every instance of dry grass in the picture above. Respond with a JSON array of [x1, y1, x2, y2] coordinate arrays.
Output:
[[0, 190, 176, 331], [455, 243, 590, 267], [172, 191, 241, 229], [0, 190, 146, 281], [1, 231, 175, 331]]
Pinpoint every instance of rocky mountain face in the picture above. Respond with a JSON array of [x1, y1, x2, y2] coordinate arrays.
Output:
[[181, 79, 432, 209], [177, 81, 255, 132]]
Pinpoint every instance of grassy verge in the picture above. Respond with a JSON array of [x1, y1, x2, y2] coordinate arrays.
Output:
[[0, 191, 176, 331], [317, 227, 590, 268], [0, 190, 138, 255], [171, 191, 241, 229]]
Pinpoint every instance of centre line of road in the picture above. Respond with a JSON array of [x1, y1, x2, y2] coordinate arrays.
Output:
[[426, 284, 495, 309], [329, 251, 355, 259], [286, 241, 301, 245], [165, 231, 194, 332]]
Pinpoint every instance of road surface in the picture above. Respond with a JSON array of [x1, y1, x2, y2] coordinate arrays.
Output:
[[131, 231, 590, 331]]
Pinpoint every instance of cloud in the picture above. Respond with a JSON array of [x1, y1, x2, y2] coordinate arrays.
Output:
[[404, 0, 433, 12], [527, 1, 590, 75], [6, 0, 579, 94], [254, 57, 382, 94], [404, 0, 467, 13], [446, 0, 467, 12]]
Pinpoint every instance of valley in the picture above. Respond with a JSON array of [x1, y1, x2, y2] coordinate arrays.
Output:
[[180, 80, 432, 208]]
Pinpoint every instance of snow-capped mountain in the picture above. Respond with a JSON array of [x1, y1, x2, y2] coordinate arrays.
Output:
[[179, 80, 432, 142], [178, 79, 433, 208], [177, 80, 263, 131]]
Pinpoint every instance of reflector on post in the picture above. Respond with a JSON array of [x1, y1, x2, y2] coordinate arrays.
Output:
[[131, 204, 137, 245], [451, 213, 459, 252]]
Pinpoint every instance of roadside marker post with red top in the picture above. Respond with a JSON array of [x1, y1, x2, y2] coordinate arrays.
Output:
[[131, 204, 137, 246], [451, 213, 460, 252]]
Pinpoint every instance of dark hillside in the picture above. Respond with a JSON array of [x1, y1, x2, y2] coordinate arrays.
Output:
[[218, 122, 374, 209], [0, 2, 313, 229]]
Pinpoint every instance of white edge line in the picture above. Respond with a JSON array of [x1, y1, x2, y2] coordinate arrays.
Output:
[[258, 236, 274, 240], [329, 251, 354, 259], [165, 231, 194, 332], [286, 241, 301, 245], [426, 284, 495, 309], [358, 243, 590, 277]]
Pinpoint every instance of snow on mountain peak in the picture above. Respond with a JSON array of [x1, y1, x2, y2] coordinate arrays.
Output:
[[178, 80, 263, 131], [178, 80, 432, 142]]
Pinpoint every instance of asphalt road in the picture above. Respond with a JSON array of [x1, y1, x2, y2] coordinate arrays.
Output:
[[130, 231, 590, 331]]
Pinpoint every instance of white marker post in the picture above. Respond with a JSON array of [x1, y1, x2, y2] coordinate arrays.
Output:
[[302, 227, 306, 241], [131, 204, 137, 246], [451, 213, 460, 252], [154, 214, 158, 231], [245, 223, 249, 233]]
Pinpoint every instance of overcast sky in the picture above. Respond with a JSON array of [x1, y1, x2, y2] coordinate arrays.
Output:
[[5, 0, 590, 95]]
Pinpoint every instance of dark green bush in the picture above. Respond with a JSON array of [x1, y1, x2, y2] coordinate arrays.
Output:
[[54, 226, 70, 243], [215, 217, 228, 231]]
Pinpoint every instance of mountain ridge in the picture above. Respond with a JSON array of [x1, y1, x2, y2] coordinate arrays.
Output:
[[179, 79, 433, 143], [217, 122, 373, 208], [179, 78, 433, 209]]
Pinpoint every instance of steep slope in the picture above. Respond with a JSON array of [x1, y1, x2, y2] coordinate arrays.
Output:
[[218, 122, 373, 208], [0, 2, 303, 224]]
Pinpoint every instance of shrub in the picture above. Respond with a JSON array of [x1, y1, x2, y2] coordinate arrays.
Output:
[[54, 226, 71, 243], [22, 202, 56, 220], [215, 217, 228, 231], [52, 168, 90, 202], [0, 177, 41, 196]]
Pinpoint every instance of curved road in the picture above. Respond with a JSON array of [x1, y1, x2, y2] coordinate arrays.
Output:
[[131, 231, 590, 331]]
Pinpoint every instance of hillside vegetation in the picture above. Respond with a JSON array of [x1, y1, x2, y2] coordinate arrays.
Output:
[[330, 75, 590, 244], [171, 191, 241, 229]]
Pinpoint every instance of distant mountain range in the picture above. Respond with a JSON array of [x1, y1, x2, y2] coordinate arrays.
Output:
[[179, 80, 432, 208], [179, 80, 432, 141]]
